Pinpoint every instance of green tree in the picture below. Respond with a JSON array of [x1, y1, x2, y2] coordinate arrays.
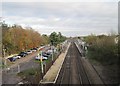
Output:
[[49, 32, 66, 46], [49, 32, 58, 46], [41, 34, 49, 45], [58, 32, 66, 43]]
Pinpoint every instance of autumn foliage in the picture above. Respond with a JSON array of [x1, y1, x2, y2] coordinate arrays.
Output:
[[2, 23, 43, 55], [2, 22, 66, 56]]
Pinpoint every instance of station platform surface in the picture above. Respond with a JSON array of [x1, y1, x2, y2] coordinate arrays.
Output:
[[40, 43, 71, 84]]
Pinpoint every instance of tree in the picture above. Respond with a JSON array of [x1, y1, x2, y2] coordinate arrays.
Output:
[[2, 23, 43, 55], [41, 34, 49, 45], [49, 32, 58, 46], [49, 32, 66, 46]]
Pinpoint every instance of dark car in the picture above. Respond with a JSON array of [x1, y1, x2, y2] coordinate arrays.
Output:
[[26, 50, 32, 54], [8, 57, 16, 62], [18, 52, 28, 57], [33, 48, 37, 51], [46, 52, 51, 56], [31, 48, 37, 52], [42, 52, 51, 58]]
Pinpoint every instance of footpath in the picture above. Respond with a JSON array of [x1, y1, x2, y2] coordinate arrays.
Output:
[[40, 43, 71, 84]]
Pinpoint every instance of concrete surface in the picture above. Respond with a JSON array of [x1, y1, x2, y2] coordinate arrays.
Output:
[[40, 43, 71, 84]]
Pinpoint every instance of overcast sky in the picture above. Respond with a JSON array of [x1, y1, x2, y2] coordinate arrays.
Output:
[[2, 0, 118, 37]]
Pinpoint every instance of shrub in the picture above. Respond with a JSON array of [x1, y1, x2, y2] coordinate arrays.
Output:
[[87, 35, 118, 65]]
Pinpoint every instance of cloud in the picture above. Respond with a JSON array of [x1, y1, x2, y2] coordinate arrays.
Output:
[[2, 2, 118, 36], [2, 0, 119, 2]]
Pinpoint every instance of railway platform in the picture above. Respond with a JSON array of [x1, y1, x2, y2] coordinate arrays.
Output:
[[40, 43, 71, 84]]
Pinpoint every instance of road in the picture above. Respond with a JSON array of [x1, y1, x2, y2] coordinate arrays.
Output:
[[56, 42, 90, 85]]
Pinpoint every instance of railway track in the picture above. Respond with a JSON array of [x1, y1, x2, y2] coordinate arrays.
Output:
[[77, 41, 107, 86], [74, 42, 91, 85], [56, 42, 91, 85], [40, 41, 106, 86]]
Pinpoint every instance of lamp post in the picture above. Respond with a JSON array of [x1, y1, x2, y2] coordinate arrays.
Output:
[[40, 51, 44, 79], [51, 41, 54, 65], [51, 46, 54, 65]]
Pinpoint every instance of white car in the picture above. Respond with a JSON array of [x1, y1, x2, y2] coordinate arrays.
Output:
[[13, 55, 21, 59], [47, 49, 53, 53], [31, 49, 37, 52], [35, 55, 48, 60], [38, 46, 45, 51]]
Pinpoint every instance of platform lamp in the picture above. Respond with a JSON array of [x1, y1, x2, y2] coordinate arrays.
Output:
[[40, 51, 44, 80], [51, 40, 54, 65]]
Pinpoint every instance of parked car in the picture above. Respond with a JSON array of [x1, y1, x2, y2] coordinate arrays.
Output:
[[38, 46, 45, 51], [33, 48, 38, 50], [13, 55, 21, 59], [36, 47, 40, 51], [18, 52, 28, 57], [30, 49, 36, 52], [46, 52, 51, 56], [31, 48, 37, 52], [42, 56, 48, 60], [8, 57, 16, 62], [26, 50, 32, 54], [43, 52, 51, 58], [35, 55, 48, 60], [42, 54, 49, 57], [47, 49, 53, 53]]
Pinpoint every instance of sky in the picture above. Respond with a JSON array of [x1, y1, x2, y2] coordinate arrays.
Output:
[[1, 0, 119, 37]]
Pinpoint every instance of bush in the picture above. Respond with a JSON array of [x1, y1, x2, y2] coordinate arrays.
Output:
[[86, 35, 118, 65]]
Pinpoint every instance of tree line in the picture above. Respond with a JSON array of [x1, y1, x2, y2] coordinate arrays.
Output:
[[1, 22, 66, 56]]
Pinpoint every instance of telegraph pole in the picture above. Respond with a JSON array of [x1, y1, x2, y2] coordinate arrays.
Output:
[[3, 48, 6, 66]]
